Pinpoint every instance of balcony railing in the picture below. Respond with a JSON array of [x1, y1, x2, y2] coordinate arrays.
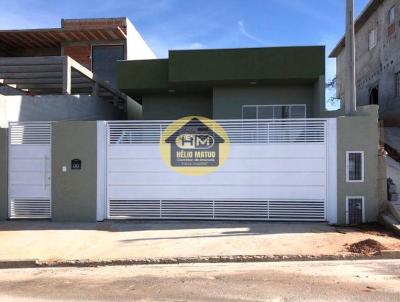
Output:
[[0, 56, 127, 110]]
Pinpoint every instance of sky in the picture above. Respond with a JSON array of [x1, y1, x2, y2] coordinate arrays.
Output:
[[0, 0, 370, 109]]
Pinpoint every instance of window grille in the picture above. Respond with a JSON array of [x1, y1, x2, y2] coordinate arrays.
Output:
[[346, 151, 364, 182]]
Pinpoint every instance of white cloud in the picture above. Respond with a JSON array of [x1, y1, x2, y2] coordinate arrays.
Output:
[[237, 20, 266, 44], [188, 42, 205, 49], [145, 38, 206, 58]]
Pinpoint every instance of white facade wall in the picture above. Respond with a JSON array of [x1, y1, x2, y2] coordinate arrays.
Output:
[[126, 18, 156, 60]]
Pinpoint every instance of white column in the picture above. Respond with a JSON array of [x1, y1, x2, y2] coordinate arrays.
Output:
[[327, 118, 338, 224], [96, 121, 107, 221]]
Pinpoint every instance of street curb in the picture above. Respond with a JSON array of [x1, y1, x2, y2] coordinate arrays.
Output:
[[0, 252, 399, 269], [0, 259, 38, 269]]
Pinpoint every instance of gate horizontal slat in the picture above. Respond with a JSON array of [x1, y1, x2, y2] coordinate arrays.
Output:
[[108, 199, 326, 221]]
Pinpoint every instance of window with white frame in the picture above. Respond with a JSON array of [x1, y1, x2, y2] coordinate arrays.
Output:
[[346, 196, 365, 224], [242, 104, 306, 119], [368, 28, 377, 50], [389, 6, 395, 25], [346, 151, 364, 182], [396, 72, 400, 97]]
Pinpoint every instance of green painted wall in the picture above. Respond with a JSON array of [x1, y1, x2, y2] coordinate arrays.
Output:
[[336, 106, 380, 224], [118, 46, 325, 95], [0, 128, 7, 220], [212, 85, 314, 119], [118, 59, 169, 94], [142, 93, 212, 120], [118, 46, 326, 119], [52, 122, 97, 222], [169, 46, 325, 84]]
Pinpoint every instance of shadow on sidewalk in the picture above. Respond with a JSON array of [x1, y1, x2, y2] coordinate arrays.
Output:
[[0, 219, 379, 238]]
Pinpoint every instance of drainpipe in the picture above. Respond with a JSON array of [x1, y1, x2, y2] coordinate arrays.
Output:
[[344, 0, 357, 114]]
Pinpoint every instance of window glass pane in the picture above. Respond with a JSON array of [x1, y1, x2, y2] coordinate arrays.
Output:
[[282, 106, 290, 119], [274, 106, 290, 119], [258, 106, 274, 119], [290, 105, 306, 118], [243, 104, 307, 120], [273, 106, 282, 119], [389, 7, 395, 24], [242, 106, 257, 119], [348, 152, 363, 181], [369, 29, 377, 50], [92, 45, 125, 87]]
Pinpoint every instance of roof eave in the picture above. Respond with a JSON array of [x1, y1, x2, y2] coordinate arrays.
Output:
[[329, 39, 345, 58], [328, 0, 382, 58]]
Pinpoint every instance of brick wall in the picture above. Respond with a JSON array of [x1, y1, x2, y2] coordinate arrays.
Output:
[[62, 18, 126, 33], [63, 45, 91, 69]]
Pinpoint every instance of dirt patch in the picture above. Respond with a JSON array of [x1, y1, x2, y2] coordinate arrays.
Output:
[[345, 239, 387, 256], [336, 223, 399, 238], [356, 224, 399, 238]]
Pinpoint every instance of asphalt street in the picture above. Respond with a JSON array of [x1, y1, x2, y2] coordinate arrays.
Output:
[[0, 259, 399, 301]]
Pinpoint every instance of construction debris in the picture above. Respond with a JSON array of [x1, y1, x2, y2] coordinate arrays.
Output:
[[345, 239, 387, 256]]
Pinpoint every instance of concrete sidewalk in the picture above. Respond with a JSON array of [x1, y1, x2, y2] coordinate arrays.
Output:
[[0, 221, 399, 262]]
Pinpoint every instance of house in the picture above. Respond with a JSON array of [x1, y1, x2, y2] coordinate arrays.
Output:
[[329, 0, 399, 125], [0, 17, 154, 125], [117, 46, 330, 120], [0, 39, 384, 225], [329, 0, 400, 222]]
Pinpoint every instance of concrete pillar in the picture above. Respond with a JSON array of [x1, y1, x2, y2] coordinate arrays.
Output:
[[336, 106, 379, 224], [62, 56, 72, 95], [344, 0, 357, 114]]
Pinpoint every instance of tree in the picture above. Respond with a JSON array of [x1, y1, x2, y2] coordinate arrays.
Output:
[[326, 76, 341, 108]]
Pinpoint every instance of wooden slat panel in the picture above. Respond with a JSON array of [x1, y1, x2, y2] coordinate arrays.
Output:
[[0, 56, 64, 65]]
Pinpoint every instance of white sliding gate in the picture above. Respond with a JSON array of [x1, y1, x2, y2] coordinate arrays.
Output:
[[8, 122, 52, 219], [105, 119, 335, 222]]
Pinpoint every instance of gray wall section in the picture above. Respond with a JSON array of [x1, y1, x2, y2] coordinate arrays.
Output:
[[127, 96, 143, 120], [51, 122, 97, 222], [0, 86, 25, 96], [0, 128, 7, 220], [336, 105, 380, 224], [212, 85, 314, 119], [0, 94, 124, 127], [142, 93, 212, 120]]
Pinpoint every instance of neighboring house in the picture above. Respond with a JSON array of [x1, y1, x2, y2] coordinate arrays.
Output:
[[330, 0, 400, 223], [0, 17, 154, 125], [329, 0, 400, 126]]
